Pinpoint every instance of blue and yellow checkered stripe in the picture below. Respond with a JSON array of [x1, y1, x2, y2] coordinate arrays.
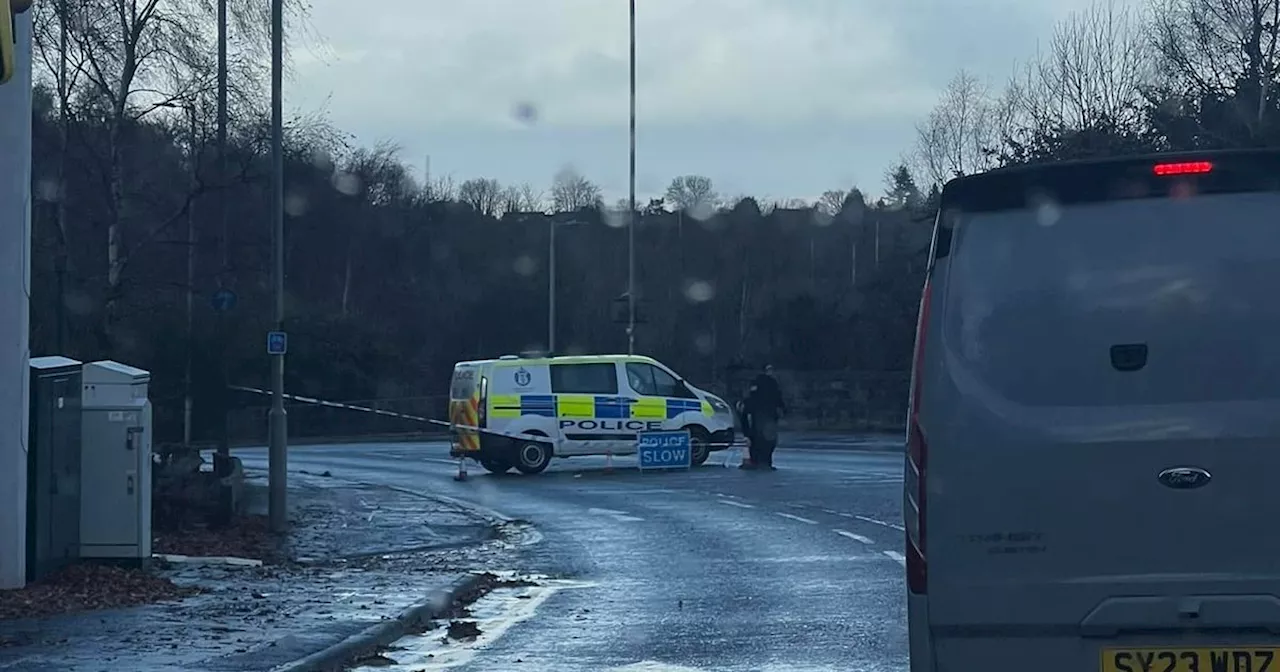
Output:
[[488, 394, 711, 419]]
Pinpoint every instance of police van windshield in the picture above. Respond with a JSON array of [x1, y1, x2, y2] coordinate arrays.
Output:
[[943, 191, 1280, 406]]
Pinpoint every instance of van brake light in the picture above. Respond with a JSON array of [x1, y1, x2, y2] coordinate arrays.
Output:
[[1153, 161, 1212, 176]]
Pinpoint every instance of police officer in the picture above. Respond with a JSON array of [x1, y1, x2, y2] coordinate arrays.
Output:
[[741, 364, 786, 470]]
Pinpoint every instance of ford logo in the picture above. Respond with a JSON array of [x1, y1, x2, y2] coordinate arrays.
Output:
[[1157, 467, 1212, 490]]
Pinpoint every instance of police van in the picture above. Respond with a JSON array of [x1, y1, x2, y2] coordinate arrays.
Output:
[[448, 354, 736, 474], [906, 149, 1280, 672]]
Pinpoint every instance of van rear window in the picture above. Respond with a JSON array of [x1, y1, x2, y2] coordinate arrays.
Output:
[[941, 191, 1280, 406], [450, 368, 476, 400]]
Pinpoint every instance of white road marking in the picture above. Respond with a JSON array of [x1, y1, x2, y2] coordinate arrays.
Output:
[[833, 529, 874, 544], [718, 500, 755, 509], [775, 512, 818, 525], [883, 550, 907, 566], [715, 492, 741, 499], [588, 507, 644, 522], [856, 515, 905, 531]]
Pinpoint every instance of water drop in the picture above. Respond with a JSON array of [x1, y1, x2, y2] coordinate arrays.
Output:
[[684, 280, 714, 303]]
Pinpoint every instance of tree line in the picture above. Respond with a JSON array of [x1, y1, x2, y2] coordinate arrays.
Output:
[[912, 0, 1280, 175], [25, 0, 1280, 442]]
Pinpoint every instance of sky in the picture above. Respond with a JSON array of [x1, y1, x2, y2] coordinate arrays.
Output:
[[285, 0, 1105, 204]]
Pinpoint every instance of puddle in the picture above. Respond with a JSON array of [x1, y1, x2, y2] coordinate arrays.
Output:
[[348, 574, 594, 671]]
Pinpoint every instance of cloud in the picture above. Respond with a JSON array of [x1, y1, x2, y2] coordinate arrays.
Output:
[[288, 0, 936, 131], [282, 0, 1137, 200]]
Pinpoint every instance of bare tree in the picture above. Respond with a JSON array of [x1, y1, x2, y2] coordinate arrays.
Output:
[[423, 174, 457, 202], [333, 144, 414, 316], [500, 183, 544, 213], [1149, 0, 1280, 135], [817, 189, 847, 215], [31, 0, 86, 351], [518, 184, 545, 212], [459, 178, 503, 217], [1020, 0, 1152, 130], [344, 143, 414, 206], [664, 175, 719, 216], [42, 0, 310, 348], [550, 167, 602, 212], [915, 70, 1001, 186]]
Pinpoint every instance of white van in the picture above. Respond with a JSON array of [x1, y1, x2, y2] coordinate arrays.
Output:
[[906, 150, 1280, 672], [448, 354, 736, 474]]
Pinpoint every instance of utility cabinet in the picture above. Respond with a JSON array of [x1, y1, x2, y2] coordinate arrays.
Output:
[[26, 356, 83, 581], [80, 360, 152, 562]]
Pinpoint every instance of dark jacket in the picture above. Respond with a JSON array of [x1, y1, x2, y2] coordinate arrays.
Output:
[[745, 373, 785, 420]]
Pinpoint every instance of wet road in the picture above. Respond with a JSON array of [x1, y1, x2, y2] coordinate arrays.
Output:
[[239, 440, 907, 672]]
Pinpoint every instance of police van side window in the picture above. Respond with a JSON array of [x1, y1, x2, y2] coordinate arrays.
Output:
[[626, 363, 691, 398], [550, 363, 619, 394], [626, 363, 657, 396]]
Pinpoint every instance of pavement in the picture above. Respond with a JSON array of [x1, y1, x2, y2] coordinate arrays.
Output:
[[0, 472, 508, 672], [238, 436, 910, 672]]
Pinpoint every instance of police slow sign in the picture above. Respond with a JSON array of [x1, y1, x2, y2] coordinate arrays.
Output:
[[637, 430, 692, 471]]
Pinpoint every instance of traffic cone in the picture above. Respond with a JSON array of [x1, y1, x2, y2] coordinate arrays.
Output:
[[603, 449, 614, 474], [454, 456, 469, 481]]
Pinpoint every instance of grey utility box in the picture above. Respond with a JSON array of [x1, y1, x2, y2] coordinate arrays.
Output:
[[26, 356, 83, 581], [80, 360, 153, 562]]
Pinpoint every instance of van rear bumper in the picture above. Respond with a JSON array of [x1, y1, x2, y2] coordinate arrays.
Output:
[[451, 432, 506, 460], [449, 445, 480, 459], [907, 592, 934, 671]]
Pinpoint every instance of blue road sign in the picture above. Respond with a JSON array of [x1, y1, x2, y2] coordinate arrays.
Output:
[[637, 430, 691, 470], [211, 288, 237, 312], [266, 331, 287, 355]]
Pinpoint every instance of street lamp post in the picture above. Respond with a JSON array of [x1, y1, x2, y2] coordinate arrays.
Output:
[[267, 0, 288, 533], [626, 0, 636, 355]]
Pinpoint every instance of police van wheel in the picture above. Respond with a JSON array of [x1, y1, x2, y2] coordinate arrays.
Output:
[[687, 428, 711, 466], [514, 439, 552, 475]]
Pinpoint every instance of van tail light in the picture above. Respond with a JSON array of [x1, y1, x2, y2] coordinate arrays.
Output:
[[905, 277, 931, 595], [477, 377, 489, 428], [1153, 161, 1212, 176]]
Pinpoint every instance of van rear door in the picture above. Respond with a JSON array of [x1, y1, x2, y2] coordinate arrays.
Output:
[[919, 151, 1280, 672], [449, 363, 481, 453]]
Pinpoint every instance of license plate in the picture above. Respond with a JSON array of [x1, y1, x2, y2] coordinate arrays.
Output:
[[1102, 647, 1280, 672]]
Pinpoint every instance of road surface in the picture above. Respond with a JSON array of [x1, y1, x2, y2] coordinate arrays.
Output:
[[238, 440, 907, 672]]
